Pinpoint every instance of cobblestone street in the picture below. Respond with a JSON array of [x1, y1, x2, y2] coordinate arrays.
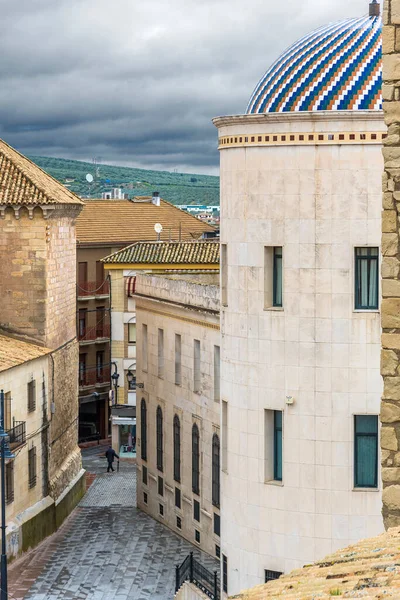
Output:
[[9, 446, 218, 600]]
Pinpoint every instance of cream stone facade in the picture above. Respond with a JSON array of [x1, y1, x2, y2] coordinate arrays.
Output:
[[214, 93, 386, 595], [135, 272, 221, 558]]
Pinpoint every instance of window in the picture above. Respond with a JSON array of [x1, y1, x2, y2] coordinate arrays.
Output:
[[78, 309, 87, 339], [265, 570, 282, 583], [158, 329, 164, 378], [173, 415, 181, 483], [4, 392, 11, 431], [28, 447, 37, 488], [142, 465, 148, 485], [192, 423, 200, 495], [79, 354, 86, 386], [175, 487, 181, 509], [159, 504, 164, 516], [273, 247, 283, 307], [96, 260, 105, 287], [177, 516, 182, 530], [156, 406, 163, 472], [96, 351, 104, 383], [195, 530, 200, 543], [221, 244, 228, 306], [194, 499, 200, 522], [355, 248, 379, 310], [27, 380, 36, 412], [214, 346, 220, 401], [222, 555, 228, 593], [354, 415, 378, 488], [78, 261, 88, 285], [216, 545, 221, 559], [175, 334, 182, 385], [214, 513, 220, 537], [142, 324, 148, 371], [96, 306, 105, 337], [222, 401, 228, 472], [128, 323, 136, 344], [158, 476, 164, 497], [143, 492, 148, 505], [6, 461, 14, 504], [140, 399, 147, 461], [212, 433, 220, 507], [274, 411, 283, 481], [193, 340, 201, 392]]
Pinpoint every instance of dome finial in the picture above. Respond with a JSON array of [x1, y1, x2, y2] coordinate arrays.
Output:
[[369, 0, 380, 17]]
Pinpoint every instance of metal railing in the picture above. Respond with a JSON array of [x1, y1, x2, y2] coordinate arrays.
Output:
[[79, 366, 111, 388], [7, 421, 26, 449], [78, 280, 110, 296], [175, 552, 219, 599], [78, 324, 110, 342]]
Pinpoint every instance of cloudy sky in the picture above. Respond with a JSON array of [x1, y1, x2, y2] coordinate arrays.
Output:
[[0, 0, 372, 174]]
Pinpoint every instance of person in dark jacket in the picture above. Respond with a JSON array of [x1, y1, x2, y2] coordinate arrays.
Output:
[[105, 446, 119, 472]]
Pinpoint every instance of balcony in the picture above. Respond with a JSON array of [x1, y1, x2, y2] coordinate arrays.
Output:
[[78, 324, 110, 345], [79, 366, 111, 390], [78, 280, 110, 300], [7, 421, 26, 450]]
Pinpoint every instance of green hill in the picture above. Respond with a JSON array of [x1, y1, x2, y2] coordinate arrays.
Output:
[[28, 155, 220, 206]]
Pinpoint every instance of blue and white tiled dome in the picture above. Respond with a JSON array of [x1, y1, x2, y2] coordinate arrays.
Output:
[[246, 15, 382, 114]]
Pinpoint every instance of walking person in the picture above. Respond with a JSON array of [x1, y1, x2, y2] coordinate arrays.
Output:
[[105, 446, 119, 473]]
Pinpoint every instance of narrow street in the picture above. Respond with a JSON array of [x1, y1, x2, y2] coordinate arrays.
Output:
[[9, 446, 218, 600]]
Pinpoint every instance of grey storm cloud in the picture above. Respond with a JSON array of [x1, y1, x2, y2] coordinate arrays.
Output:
[[0, 0, 372, 174]]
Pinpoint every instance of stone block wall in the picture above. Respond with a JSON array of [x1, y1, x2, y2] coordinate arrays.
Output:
[[382, 0, 400, 527]]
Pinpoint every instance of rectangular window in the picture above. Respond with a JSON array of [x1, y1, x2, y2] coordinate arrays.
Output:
[[195, 530, 200, 544], [193, 499, 200, 522], [177, 516, 182, 530], [274, 411, 283, 481], [96, 351, 104, 382], [175, 487, 181, 509], [158, 329, 164, 378], [78, 261, 88, 285], [28, 447, 37, 488], [221, 244, 228, 306], [214, 513, 220, 537], [27, 380, 36, 412], [143, 492, 148, 505], [4, 392, 11, 431], [222, 401, 228, 472], [214, 346, 220, 401], [222, 555, 228, 594], [265, 570, 283, 583], [273, 247, 283, 307], [216, 545, 221, 559], [96, 306, 105, 338], [264, 410, 283, 482], [6, 461, 14, 504], [142, 465, 148, 486], [79, 354, 86, 386], [96, 260, 105, 286], [142, 324, 148, 371], [354, 415, 378, 488], [78, 309, 87, 339], [159, 504, 164, 516], [264, 247, 283, 309], [175, 334, 182, 386], [355, 248, 379, 310], [158, 476, 164, 497], [128, 323, 136, 344], [193, 340, 201, 392]]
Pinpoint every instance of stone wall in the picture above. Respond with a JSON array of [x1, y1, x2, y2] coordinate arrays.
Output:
[[381, 0, 400, 527]]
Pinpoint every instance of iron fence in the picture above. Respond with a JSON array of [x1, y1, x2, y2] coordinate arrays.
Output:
[[175, 552, 219, 599], [7, 421, 26, 449]]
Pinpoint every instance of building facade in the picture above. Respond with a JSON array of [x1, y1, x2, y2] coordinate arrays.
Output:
[[214, 7, 385, 596], [134, 271, 221, 557]]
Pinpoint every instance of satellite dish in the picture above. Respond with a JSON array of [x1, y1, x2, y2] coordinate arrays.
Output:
[[86, 173, 94, 183], [154, 223, 163, 234]]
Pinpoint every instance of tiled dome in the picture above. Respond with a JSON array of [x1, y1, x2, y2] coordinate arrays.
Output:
[[246, 15, 382, 114]]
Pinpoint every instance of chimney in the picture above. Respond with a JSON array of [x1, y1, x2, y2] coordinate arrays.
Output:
[[369, 0, 380, 16], [152, 191, 160, 207]]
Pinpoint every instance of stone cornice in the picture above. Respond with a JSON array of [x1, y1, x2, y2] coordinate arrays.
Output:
[[212, 110, 385, 128]]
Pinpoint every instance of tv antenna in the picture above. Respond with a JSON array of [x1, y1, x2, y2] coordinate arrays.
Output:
[[154, 223, 163, 241]]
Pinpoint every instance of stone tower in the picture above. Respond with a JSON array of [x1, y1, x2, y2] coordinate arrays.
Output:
[[0, 139, 84, 498]]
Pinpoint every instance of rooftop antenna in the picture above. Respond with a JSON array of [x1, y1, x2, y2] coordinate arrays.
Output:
[[369, 0, 380, 16]]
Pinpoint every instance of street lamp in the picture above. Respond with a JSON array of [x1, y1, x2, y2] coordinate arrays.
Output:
[[126, 370, 136, 390], [0, 390, 15, 600], [111, 363, 119, 405]]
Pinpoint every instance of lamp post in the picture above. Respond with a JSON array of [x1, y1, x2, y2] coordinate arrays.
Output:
[[0, 390, 14, 600], [126, 369, 136, 390], [111, 362, 119, 405]]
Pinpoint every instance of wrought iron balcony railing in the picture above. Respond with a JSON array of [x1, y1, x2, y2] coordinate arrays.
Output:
[[7, 421, 26, 449]]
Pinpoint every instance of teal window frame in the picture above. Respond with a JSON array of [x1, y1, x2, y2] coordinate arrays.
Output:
[[273, 247, 283, 307], [354, 247, 379, 310], [274, 411, 283, 481], [354, 415, 378, 488]]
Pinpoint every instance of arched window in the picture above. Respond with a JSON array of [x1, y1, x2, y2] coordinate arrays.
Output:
[[192, 423, 200, 495], [140, 399, 147, 461], [173, 415, 181, 483], [156, 406, 163, 472], [212, 433, 220, 507]]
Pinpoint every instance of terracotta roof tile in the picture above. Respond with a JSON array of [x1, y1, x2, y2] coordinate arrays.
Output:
[[0, 139, 83, 206], [76, 198, 215, 245], [102, 240, 219, 265], [0, 334, 51, 373]]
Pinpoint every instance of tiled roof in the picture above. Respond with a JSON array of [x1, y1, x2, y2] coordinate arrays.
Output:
[[76, 198, 214, 245], [232, 527, 400, 599], [0, 139, 83, 206], [0, 334, 51, 373], [103, 240, 219, 265]]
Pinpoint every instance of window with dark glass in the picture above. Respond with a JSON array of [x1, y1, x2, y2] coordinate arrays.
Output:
[[173, 414, 181, 482], [215, 545, 221, 559], [142, 465, 147, 485], [96, 351, 104, 383], [355, 248, 379, 310], [212, 433, 220, 507], [79, 354, 86, 387], [175, 487, 181, 509], [274, 411, 283, 481], [143, 492, 148, 504], [28, 447, 37, 489], [140, 399, 147, 461], [159, 504, 164, 516], [273, 247, 283, 307], [192, 423, 200, 495], [214, 513, 220, 537], [177, 516, 182, 529], [78, 309, 87, 339], [158, 476, 163, 497], [354, 415, 378, 488], [195, 530, 200, 543], [156, 406, 163, 472], [265, 570, 282, 583], [27, 380, 36, 412], [193, 499, 200, 522], [96, 306, 105, 337], [222, 555, 228, 593]]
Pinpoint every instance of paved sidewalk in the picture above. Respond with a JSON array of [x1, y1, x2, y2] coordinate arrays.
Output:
[[9, 447, 218, 600]]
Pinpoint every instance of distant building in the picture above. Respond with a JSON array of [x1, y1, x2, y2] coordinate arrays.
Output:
[[101, 188, 128, 200]]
